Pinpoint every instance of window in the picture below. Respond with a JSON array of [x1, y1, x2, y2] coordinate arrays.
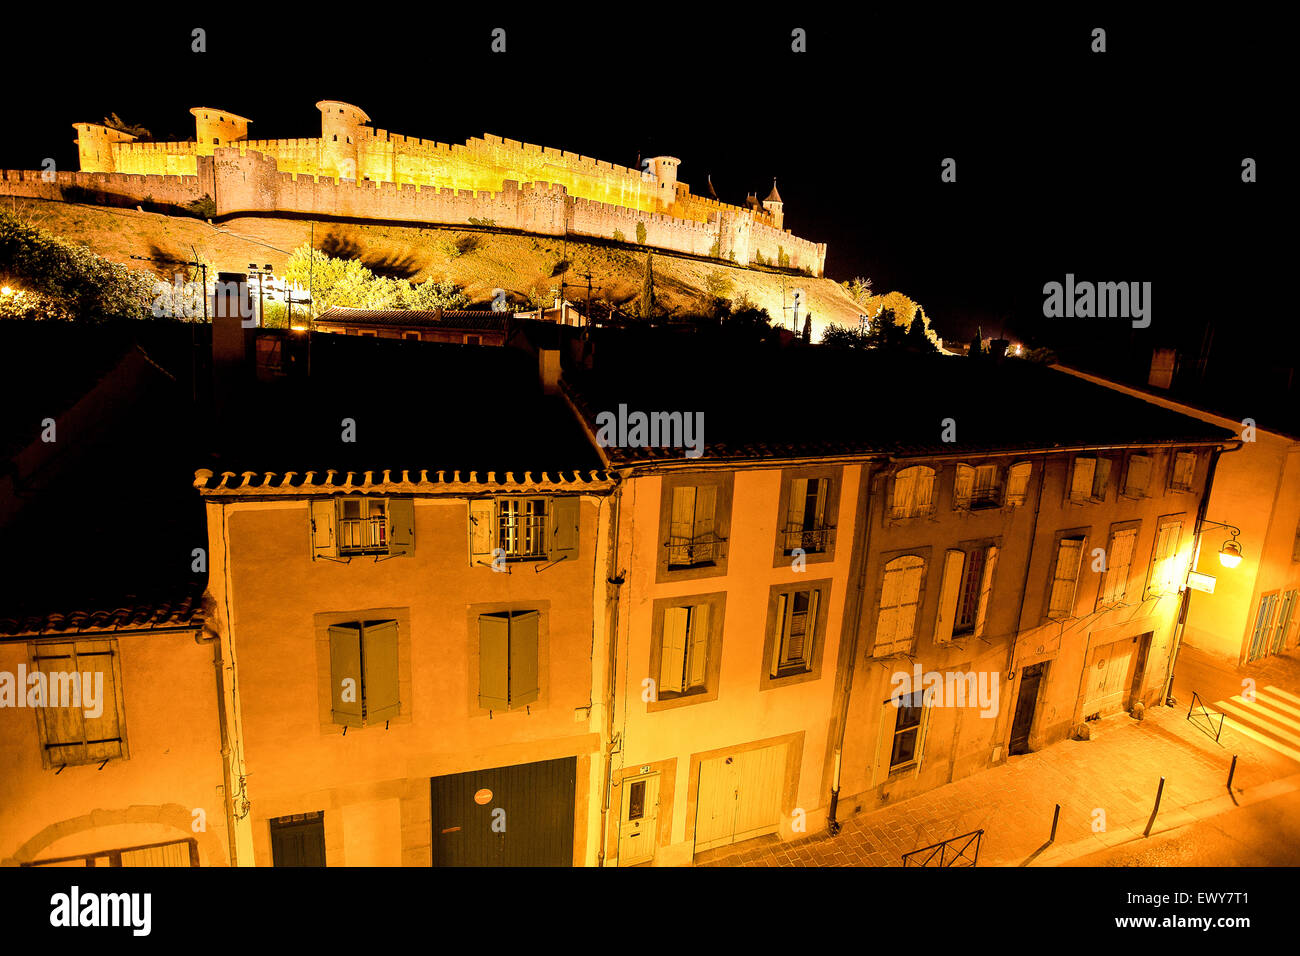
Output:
[[477, 611, 540, 712], [467, 496, 578, 565], [954, 464, 1001, 509], [1146, 517, 1184, 597], [771, 587, 820, 676], [403, 331, 420, 341], [1098, 526, 1138, 606], [667, 484, 720, 568], [782, 476, 831, 553], [311, 496, 414, 560], [889, 691, 926, 771], [1005, 461, 1032, 506], [1169, 451, 1197, 492], [1122, 454, 1153, 498], [659, 605, 710, 696], [873, 555, 925, 656], [465, 335, 482, 346], [31, 638, 126, 769], [935, 546, 999, 643], [1047, 536, 1086, 619], [891, 466, 936, 519], [1272, 590, 1298, 656], [328, 620, 400, 728], [1070, 456, 1110, 503], [270, 813, 326, 867], [1248, 593, 1279, 662]]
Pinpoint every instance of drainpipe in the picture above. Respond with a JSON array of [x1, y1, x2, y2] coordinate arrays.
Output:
[[597, 479, 624, 866], [826, 460, 881, 835], [194, 624, 239, 868]]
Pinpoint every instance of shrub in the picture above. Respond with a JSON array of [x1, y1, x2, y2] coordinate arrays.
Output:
[[635, 221, 647, 245], [612, 229, 625, 243], [185, 194, 217, 219]]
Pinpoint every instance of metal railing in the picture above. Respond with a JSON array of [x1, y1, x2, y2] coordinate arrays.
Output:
[[338, 515, 387, 553], [902, 828, 983, 866], [1187, 690, 1225, 743], [666, 532, 724, 568], [499, 512, 548, 559], [781, 525, 833, 554]]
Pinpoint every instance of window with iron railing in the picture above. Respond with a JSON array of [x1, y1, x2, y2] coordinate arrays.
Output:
[[337, 498, 388, 555], [782, 477, 833, 554], [498, 497, 548, 560], [667, 484, 724, 569]]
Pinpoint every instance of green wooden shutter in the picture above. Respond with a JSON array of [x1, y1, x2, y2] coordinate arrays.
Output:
[[1093, 458, 1112, 499], [953, 464, 974, 509], [509, 611, 540, 708], [770, 593, 788, 677], [387, 498, 415, 557], [786, 478, 808, 534], [1126, 455, 1152, 496], [1070, 457, 1095, 502], [468, 499, 495, 566], [329, 625, 364, 727], [549, 496, 580, 562], [361, 621, 400, 723], [892, 470, 914, 517], [477, 615, 510, 710], [934, 549, 965, 644], [973, 545, 999, 639], [310, 499, 337, 559], [35, 643, 86, 766], [875, 564, 902, 655], [694, 485, 717, 541], [1006, 462, 1032, 506], [687, 604, 710, 687], [870, 700, 894, 788], [660, 606, 690, 693], [669, 486, 696, 541], [80, 641, 123, 763], [802, 589, 819, 670]]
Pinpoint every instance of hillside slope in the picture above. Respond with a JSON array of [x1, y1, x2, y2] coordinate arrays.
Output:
[[5, 198, 867, 337]]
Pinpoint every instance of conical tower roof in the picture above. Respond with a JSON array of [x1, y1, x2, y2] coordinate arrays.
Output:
[[765, 179, 783, 203]]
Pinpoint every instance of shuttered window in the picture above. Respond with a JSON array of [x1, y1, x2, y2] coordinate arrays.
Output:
[[1005, 461, 1032, 506], [659, 604, 711, 695], [873, 556, 924, 655], [1099, 527, 1138, 605], [1123, 454, 1153, 497], [31, 638, 125, 769], [953, 464, 1000, 510], [771, 588, 819, 676], [891, 467, 935, 518], [468, 497, 578, 565], [889, 691, 926, 770], [329, 621, 400, 727], [1070, 457, 1096, 503], [311, 497, 414, 560], [477, 611, 541, 711], [1146, 519, 1184, 597], [1170, 452, 1196, 492], [1048, 536, 1085, 619], [783, 477, 830, 553], [667, 485, 719, 567]]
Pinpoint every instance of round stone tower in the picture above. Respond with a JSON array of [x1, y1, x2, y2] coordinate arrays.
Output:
[[190, 108, 252, 152], [72, 123, 137, 173], [642, 155, 680, 209], [317, 101, 371, 181]]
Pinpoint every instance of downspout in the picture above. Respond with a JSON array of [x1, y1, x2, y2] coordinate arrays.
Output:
[[827, 460, 881, 835], [597, 478, 624, 866], [1165, 439, 1243, 703], [194, 624, 239, 868]]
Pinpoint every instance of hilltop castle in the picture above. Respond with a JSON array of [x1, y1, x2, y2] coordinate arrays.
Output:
[[33, 101, 824, 275]]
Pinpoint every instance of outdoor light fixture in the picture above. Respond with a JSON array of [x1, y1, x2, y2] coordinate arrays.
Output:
[[1199, 519, 1244, 569]]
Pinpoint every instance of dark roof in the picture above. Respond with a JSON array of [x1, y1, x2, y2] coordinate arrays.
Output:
[[0, 595, 204, 639], [765, 180, 783, 203], [563, 332, 1237, 466], [316, 307, 508, 332], [207, 332, 602, 477]]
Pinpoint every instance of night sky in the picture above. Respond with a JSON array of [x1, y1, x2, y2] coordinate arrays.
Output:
[[1, 10, 1287, 370]]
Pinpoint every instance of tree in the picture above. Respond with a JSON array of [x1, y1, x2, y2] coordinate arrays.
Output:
[[703, 269, 732, 299], [802, 311, 813, 343], [904, 312, 939, 353], [636, 221, 647, 245], [842, 276, 873, 308], [819, 323, 870, 349]]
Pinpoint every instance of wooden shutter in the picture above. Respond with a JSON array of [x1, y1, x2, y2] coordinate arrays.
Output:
[[1126, 455, 1152, 496], [660, 606, 690, 694], [387, 498, 415, 557], [771, 593, 788, 676], [549, 496, 580, 562], [914, 469, 935, 513], [35, 643, 86, 766], [973, 545, 999, 639], [1104, 528, 1137, 603], [310, 499, 337, 559], [1093, 458, 1112, 499], [1070, 457, 1095, 502], [687, 604, 710, 687], [670, 486, 696, 541], [1049, 538, 1085, 617], [898, 559, 923, 647], [468, 499, 495, 566], [786, 478, 808, 534], [1172, 452, 1195, 490], [802, 589, 819, 670], [1006, 462, 1032, 505], [934, 549, 965, 644], [813, 478, 828, 526], [329, 625, 364, 727], [477, 615, 510, 710], [361, 621, 400, 723], [892, 470, 914, 517], [509, 611, 541, 708], [870, 701, 894, 788], [875, 565, 902, 654], [79, 641, 122, 763], [913, 699, 933, 774], [694, 484, 717, 540], [953, 464, 974, 509]]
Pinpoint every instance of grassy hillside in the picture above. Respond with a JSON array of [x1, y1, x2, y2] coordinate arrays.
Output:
[[3, 197, 867, 337]]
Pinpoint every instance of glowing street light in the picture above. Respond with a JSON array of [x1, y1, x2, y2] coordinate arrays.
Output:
[[1199, 519, 1245, 570]]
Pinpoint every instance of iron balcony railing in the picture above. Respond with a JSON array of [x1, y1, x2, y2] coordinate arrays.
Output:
[[499, 512, 548, 559], [666, 532, 725, 568], [781, 525, 834, 554], [902, 828, 983, 866], [338, 515, 387, 554]]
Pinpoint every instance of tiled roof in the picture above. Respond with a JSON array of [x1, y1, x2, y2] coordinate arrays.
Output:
[[0, 592, 205, 639], [563, 332, 1238, 467], [195, 467, 612, 497], [315, 307, 508, 331]]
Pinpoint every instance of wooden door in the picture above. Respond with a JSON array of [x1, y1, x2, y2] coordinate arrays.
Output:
[[694, 745, 785, 852], [1083, 638, 1136, 718], [618, 773, 660, 866], [1009, 662, 1046, 755]]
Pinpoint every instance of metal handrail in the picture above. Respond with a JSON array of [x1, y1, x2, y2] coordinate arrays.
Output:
[[666, 531, 726, 567], [781, 525, 834, 553], [902, 828, 983, 866]]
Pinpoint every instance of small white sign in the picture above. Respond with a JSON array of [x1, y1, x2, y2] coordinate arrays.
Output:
[[1187, 571, 1217, 594]]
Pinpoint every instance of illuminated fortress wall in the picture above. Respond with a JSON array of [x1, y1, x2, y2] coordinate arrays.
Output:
[[11, 102, 827, 275]]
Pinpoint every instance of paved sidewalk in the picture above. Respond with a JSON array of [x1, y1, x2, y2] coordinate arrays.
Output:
[[697, 686, 1300, 867]]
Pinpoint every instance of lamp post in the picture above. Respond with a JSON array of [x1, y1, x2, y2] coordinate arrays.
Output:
[[1167, 514, 1245, 705], [248, 263, 274, 328]]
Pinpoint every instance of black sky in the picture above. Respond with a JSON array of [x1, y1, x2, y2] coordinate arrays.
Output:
[[0, 9, 1286, 355]]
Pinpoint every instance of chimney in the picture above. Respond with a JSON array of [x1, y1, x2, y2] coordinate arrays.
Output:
[[538, 348, 561, 394], [212, 271, 254, 412]]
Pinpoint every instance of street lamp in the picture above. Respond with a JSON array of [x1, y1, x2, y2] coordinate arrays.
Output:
[[1200, 519, 1245, 569]]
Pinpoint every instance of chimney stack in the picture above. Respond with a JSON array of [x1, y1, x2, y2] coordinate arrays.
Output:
[[212, 271, 254, 413]]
